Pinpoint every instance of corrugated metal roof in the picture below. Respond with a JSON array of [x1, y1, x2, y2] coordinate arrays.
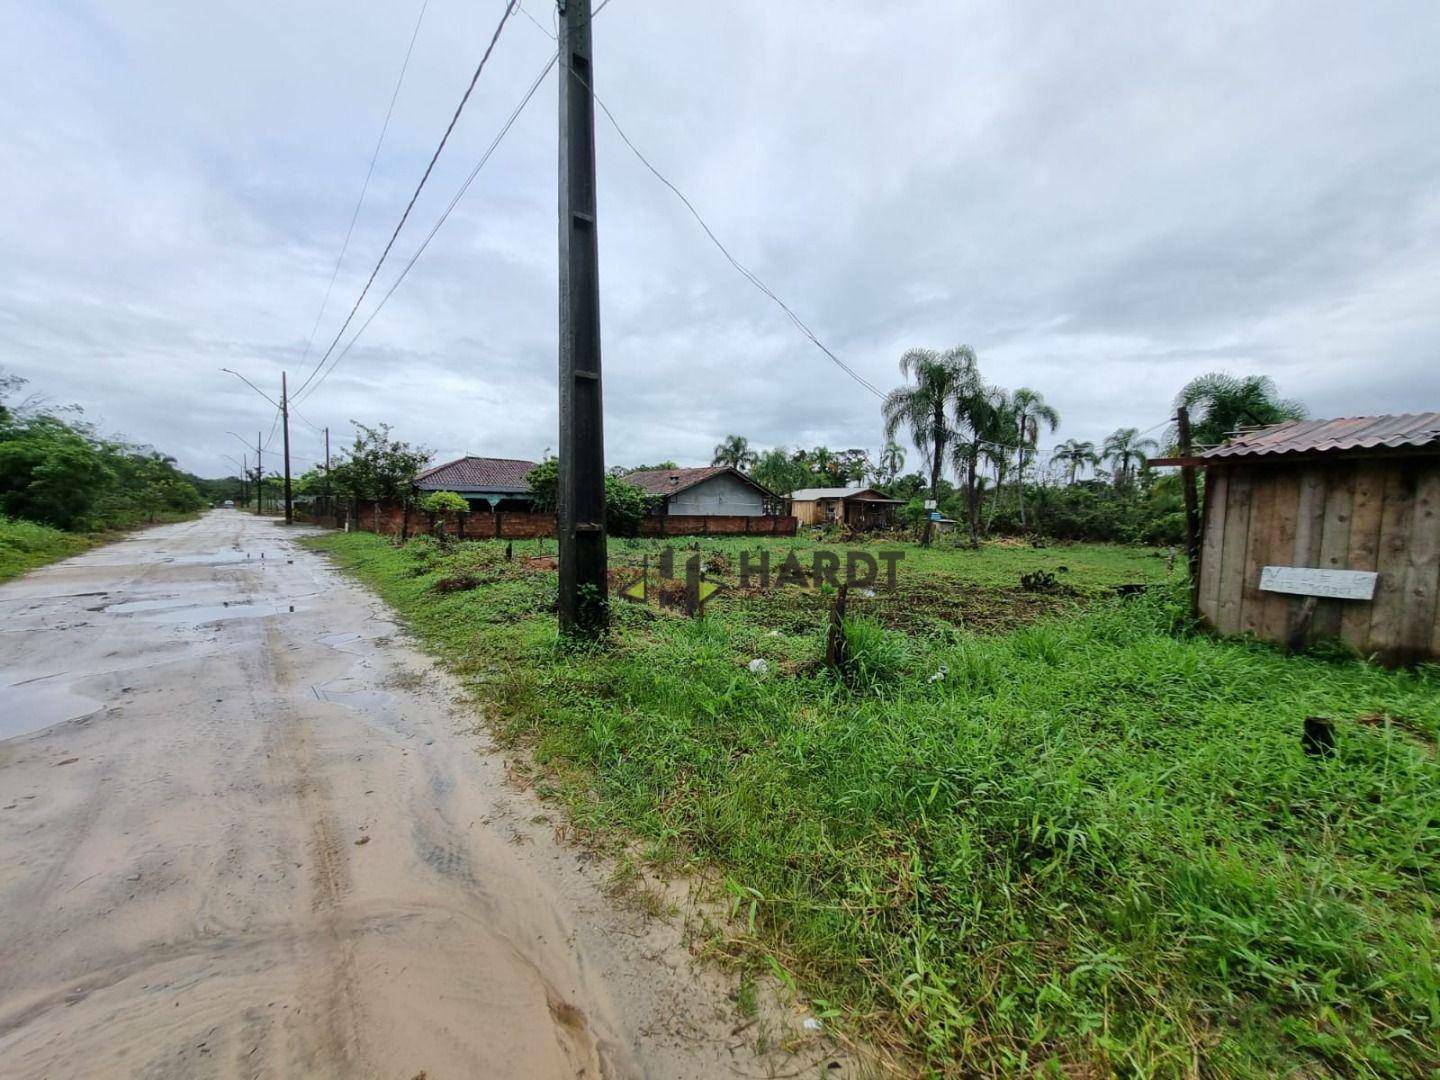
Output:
[[1198, 413, 1440, 460], [414, 456, 538, 493], [787, 486, 899, 502]]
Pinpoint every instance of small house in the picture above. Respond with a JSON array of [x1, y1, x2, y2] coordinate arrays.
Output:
[[787, 486, 902, 530], [1173, 413, 1440, 665], [413, 456, 538, 512], [624, 466, 777, 517]]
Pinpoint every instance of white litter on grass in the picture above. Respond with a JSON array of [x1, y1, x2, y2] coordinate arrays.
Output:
[[748, 658, 769, 675], [859, 587, 876, 598], [767, 629, 781, 637], [928, 664, 949, 683], [802, 1017, 824, 1032]]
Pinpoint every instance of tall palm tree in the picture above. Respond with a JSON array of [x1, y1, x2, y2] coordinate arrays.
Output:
[[950, 383, 1009, 547], [1173, 373, 1307, 447], [1102, 427, 1159, 490], [1051, 439, 1099, 485], [883, 345, 982, 546], [1009, 388, 1059, 530], [712, 434, 757, 470], [878, 440, 906, 484]]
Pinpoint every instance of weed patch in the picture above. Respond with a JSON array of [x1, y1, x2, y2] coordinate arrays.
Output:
[[308, 530, 1440, 1077]]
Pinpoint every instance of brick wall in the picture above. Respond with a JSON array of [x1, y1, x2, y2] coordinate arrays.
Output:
[[304, 501, 796, 540], [640, 514, 798, 538]]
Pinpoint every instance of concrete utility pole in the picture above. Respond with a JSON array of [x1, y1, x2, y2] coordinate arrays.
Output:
[[556, 0, 607, 636], [256, 431, 263, 515], [324, 426, 332, 524], [281, 371, 293, 524]]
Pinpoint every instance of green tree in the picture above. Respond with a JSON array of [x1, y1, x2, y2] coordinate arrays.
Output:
[[711, 435, 757, 470], [1174, 372, 1307, 447], [877, 441, 906, 484], [1102, 427, 1159, 490], [948, 382, 1009, 548], [1051, 439, 1099, 485], [751, 447, 809, 495], [328, 422, 431, 529], [525, 458, 656, 538], [882, 345, 982, 546], [1010, 388, 1060, 530], [0, 416, 113, 529]]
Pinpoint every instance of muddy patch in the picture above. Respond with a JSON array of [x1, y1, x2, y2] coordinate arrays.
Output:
[[0, 673, 104, 740]]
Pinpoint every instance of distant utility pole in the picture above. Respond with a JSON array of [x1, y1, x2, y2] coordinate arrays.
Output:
[[324, 426, 332, 523], [556, 0, 607, 636], [281, 371, 293, 524], [256, 431, 263, 515]]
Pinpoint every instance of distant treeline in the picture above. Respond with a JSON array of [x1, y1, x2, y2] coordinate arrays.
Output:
[[0, 369, 212, 531]]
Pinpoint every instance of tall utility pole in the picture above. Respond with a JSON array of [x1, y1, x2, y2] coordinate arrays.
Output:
[[255, 431, 263, 515], [324, 426, 332, 524], [556, 0, 607, 636], [281, 371, 293, 524]]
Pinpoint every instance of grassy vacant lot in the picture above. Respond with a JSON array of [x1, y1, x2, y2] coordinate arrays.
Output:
[[0, 515, 98, 582], [309, 530, 1439, 1078]]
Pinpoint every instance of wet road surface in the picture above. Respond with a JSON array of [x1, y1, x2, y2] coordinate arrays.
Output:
[[0, 512, 807, 1078]]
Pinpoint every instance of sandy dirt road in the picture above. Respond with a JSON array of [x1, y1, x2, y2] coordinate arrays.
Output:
[[0, 512, 826, 1079]]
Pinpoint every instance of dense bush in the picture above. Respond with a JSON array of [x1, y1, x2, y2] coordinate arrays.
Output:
[[525, 457, 656, 538], [0, 372, 203, 530]]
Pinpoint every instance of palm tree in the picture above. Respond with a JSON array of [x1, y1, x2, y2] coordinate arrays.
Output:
[[712, 434, 757, 470], [883, 345, 982, 546], [878, 440, 906, 484], [1010, 388, 1059, 530], [1051, 439, 1099, 485], [949, 383, 1010, 547], [1173, 373, 1307, 447], [1102, 427, 1159, 490]]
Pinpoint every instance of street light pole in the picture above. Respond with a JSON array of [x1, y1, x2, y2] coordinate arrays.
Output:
[[556, 0, 607, 637]]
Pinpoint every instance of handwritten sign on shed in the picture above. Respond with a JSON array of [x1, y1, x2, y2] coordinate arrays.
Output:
[[1259, 566, 1378, 601]]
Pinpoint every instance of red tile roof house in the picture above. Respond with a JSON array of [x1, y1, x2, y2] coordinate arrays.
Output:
[[413, 456, 539, 511], [623, 466, 780, 517]]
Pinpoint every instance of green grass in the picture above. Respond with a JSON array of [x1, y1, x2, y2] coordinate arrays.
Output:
[[308, 531, 1440, 1078], [0, 511, 202, 583], [0, 515, 98, 581]]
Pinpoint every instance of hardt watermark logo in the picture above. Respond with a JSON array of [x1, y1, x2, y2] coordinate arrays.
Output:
[[622, 546, 904, 611]]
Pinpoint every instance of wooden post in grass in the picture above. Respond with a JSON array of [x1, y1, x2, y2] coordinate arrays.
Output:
[[1176, 406, 1202, 619], [825, 583, 849, 672]]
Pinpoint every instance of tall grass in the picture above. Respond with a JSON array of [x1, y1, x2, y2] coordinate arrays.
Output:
[[0, 515, 95, 581], [311, 532, 1440, 1077]]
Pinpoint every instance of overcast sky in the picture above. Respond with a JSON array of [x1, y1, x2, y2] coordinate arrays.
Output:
[[2, 1, 1438, 479]]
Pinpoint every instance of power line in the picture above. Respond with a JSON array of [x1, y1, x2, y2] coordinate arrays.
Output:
[[296, 0, 620, 406], [298, 51, 557, 404], [292, 0, 432, 400], [294, 0, 520, 402], [576, 75, 888, 400]]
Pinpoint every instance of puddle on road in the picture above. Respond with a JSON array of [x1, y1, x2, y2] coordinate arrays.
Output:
[[314, 687, 393, 713], [0, 677, 103, 741], [165, 552, 252, 566], [311, 682, 420, 741], [102, 599, 280, 622]]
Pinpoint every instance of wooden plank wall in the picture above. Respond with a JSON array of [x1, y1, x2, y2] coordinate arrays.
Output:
[[1197, 457, 1440, 663]]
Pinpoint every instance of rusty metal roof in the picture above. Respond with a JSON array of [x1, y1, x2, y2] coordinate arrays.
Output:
[[1197, 413, 1440, 460], [414, 456, 538, 493]]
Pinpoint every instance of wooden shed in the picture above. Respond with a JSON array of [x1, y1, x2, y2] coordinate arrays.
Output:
[[787, 487, 902, 529], [1176, 413, 1440, 665]]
